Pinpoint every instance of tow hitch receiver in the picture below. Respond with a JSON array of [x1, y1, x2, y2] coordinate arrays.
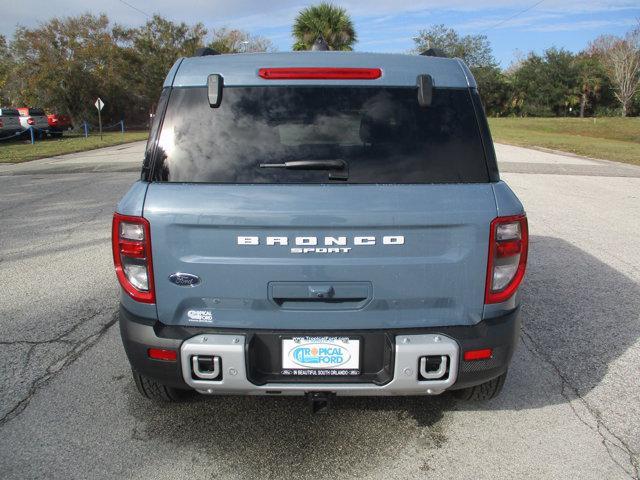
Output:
[[307, 392, 335, 413], [192, 355, 221, 380], [419, 355, 448, 380]]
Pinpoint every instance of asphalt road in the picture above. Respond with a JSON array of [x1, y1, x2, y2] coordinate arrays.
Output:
[[0, 142, 639, 479]]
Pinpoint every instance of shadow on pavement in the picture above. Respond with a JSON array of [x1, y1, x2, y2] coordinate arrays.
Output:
[[461, 234, 640, 411], [126, 387, 451, 476]]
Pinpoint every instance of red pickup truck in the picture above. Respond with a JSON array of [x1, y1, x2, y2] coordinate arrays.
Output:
[[47, 113, 73, 137]]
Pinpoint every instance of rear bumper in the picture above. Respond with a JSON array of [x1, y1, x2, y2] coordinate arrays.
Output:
[[47, 125, 72, 132], [0, 129, 22, 137], [119, 306, 520, 395]]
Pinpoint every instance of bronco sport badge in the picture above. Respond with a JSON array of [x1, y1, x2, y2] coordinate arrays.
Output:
[[237, 235, 405, 254]]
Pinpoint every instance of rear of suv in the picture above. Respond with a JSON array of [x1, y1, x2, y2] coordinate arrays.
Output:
[[0, 108, 22, 138], [113, 51, 527, 405]]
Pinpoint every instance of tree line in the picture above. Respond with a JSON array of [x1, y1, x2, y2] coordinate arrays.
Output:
[[0, 14, 275, 126], [0, 5, 638, 127], [413, 23, 640, 117]]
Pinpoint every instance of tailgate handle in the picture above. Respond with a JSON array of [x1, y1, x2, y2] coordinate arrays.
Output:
[[269, 282, 372, 308], [308, 285, 334, 299]]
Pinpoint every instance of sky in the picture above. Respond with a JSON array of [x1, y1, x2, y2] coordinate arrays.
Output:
[[2, 0, 639, 68]]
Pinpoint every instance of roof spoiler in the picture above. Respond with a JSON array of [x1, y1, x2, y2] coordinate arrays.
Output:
[[207, 74, 223, 108], [417, 74, 434, 107]]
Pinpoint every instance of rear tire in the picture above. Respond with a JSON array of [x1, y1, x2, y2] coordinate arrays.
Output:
[[454, 371, 507, 401], [132, 370, 193, 402]]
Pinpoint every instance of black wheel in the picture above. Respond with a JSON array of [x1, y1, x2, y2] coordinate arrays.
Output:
[[454, 371, 507, 401], [132, 370, 193, 402]]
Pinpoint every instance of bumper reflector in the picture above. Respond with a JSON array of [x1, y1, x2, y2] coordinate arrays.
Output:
[[463, 348, 493, 361], [148, 348, 177, 361]]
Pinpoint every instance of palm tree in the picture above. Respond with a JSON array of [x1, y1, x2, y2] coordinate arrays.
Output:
[[292, 3, 356, 51], [575, 54, 605, 117]]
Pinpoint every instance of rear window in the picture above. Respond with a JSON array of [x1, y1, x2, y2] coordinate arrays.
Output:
[[152, 86, 489, 184], [0, 109, 19, 117], [29, 108, 45, 116]]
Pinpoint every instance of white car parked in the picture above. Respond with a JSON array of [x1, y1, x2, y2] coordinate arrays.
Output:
[[0, 108, 22, 138], [17, 107, 50, 133]]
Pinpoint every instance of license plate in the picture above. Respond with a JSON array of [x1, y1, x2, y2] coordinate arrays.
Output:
[[281, 336, 360, 376]]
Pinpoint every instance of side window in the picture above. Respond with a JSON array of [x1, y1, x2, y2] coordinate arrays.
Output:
[[142, 87, 171, 179], [469, 89, 500, 182]]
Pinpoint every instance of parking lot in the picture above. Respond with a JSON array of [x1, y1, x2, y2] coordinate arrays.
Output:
[[0, 142, 639, 479]]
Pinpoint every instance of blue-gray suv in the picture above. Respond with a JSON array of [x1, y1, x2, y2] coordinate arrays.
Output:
[[112, 50, 528, 407]]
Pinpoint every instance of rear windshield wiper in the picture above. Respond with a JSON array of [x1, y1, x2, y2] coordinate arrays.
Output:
[[259, 159, 349, 180], [259, 159, 347, 170]]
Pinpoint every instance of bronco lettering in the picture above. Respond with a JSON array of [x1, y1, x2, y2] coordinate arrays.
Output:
[[237, 235, 404, 254]]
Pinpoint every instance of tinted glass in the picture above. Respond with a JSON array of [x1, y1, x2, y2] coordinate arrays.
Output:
[[153, 86, 488, 184], [0, 109, 19, 116], [29, 108, 45, 116]]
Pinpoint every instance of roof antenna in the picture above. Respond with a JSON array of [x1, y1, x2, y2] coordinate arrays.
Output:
[[194, 47, 219, 57], [420, 48, 447, 58], [311, 36, 330, 51]]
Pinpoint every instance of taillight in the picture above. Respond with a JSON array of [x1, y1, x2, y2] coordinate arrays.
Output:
[[112, 213, 155, 303], [27, 117, 35, 125], [0, 120, 3, 128], [485, 214, 528, 304], [258, 67, 382, 80]]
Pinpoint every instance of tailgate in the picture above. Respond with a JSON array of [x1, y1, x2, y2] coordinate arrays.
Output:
[[144, 183, 496, 329]]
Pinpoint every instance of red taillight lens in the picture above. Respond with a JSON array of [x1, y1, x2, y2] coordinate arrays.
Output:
[[463, 348, 493, 361], [119, 239, 146, 258], [112, 213, 155, 303], [258, 67, 382, 80], [147, 348, 177, 361], [27, 117, 35, 125], [485, 214, 528, 304], [496, 239, 521, 257], [0, 120, 3, 128]]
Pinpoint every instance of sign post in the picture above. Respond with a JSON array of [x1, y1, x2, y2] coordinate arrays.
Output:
[[94, 97, 105, 140]]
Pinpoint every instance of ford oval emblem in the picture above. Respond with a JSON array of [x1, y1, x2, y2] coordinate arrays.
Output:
[[168, 273, 201, 287]]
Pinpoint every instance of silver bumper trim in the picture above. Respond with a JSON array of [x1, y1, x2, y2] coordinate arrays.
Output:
[[180, 334, 459, 396]]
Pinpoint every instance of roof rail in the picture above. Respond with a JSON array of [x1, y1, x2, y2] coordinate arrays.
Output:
[[194, 47, 220, 57], [420, 48, 448, 58]]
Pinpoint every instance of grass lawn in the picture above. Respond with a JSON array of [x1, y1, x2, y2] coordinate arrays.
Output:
[[0, 131, 149, 163], [488, 117, 640, 166]]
